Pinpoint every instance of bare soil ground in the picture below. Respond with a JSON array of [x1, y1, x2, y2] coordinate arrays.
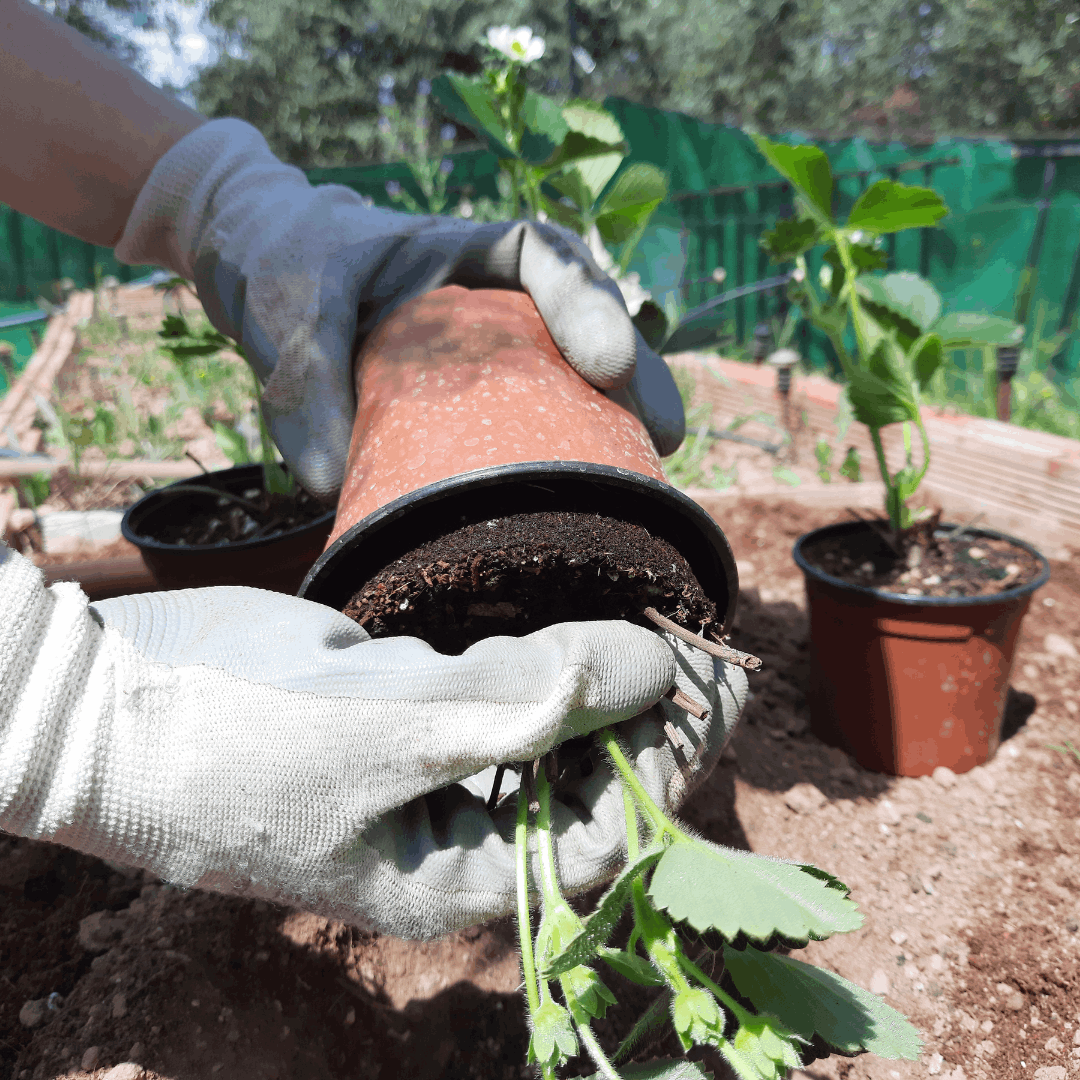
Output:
[[2, 496, 1078, 1080]]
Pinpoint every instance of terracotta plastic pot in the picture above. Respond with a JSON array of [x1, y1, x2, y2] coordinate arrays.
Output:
[[121, 464, 335, 594], [793, 521, 1050, 777], [301, 286, 738, 626]]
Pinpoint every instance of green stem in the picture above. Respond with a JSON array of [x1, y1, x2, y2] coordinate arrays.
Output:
[[597, 729, 684, 842], [623, 784, 640, 862], [515, 784, 541, 1018], [534, 767, 562, 907], [836, 235, 872, 364], [574, 1019, 623, 1080]]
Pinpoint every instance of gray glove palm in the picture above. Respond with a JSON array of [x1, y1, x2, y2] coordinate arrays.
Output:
[[115, 119, 685, 500]]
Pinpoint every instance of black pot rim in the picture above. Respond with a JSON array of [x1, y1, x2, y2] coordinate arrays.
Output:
[[120, 463, 335, 555], [792, 519, 1051, 607], [299, 460, 740, 629]]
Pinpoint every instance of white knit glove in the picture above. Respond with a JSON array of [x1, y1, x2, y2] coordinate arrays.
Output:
[[114, 119, 685, 501], [0, 546, 744, 938]]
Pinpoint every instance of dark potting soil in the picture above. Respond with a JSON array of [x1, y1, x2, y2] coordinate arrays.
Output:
[[341, 510, 717, 655], [141, 484, 328, 547], [801, 523, 1044, 598]]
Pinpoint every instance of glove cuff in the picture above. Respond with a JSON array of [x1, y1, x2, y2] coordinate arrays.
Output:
[[114, 118, 290, 278]]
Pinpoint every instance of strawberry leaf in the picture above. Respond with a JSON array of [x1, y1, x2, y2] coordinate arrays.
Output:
[[723, 946, 923, 1060], [647, 841, 862, 947]]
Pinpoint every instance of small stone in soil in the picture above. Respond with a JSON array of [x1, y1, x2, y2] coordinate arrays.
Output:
[[18, 999, 47, 1028], [81, 1045, 102, 1071], [783, 783, 826, 814]]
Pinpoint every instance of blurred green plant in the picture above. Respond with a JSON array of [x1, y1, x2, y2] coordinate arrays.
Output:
[[157, 305, 293, 496], [16, 472, 51, 510], [839, 446, 863, 483], [814, 439, 833, 483]]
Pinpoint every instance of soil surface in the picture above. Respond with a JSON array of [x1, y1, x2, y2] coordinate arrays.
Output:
[[800, 523, 1045, 598], [135, 484, 328, 547], [341, 510, 717, 654], [2, 496, 1078, 1080]]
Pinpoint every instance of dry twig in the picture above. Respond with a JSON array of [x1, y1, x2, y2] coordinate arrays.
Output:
[[643, 607, 762, 671]]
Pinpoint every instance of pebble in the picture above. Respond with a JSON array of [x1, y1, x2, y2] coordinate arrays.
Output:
[[927, 1052, 944, 1075], [1006, 990, 1026, 1010], [78, 910, 126, 953], [972, 766, 996, 793], [1045, 1035, 1065, 1054], [877, 800, 902, 826], [1075, 1029, 1080, 1047], [1033, 1068, 1066, 1080], [344, 1006, 356, 1026], [890, 930, 908, 945], [81, 1045, 102, 1071], [783, 783, 827, 815], [18, 999, 47, 1028], [1044, 633, 1078, 660], [103, 1066, 145, 1080], [112, 991, 128, 1019], [869, 969, 891, 995], [932, 766, 957, 789], [967, 547, 987, 560], [126, 1041, 146, 1061]]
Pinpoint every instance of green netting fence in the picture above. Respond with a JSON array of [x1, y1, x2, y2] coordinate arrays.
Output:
[[5, 97, 1080, 404]]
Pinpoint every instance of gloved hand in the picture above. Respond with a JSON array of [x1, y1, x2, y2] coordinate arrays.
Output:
[[0, 546, 744, 939], [114, 119, 685, 501]]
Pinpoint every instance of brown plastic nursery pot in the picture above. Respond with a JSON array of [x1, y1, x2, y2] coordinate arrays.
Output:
[[121, 464, 335, 594], [327, 285, 668, 546], [301, 286, 739, 626], [793, 521, 1050, 777]]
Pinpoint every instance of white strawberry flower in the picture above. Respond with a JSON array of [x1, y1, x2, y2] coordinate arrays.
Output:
[[486, 25, 546, 64]]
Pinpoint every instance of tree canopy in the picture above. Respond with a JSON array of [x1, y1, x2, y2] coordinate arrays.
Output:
[[36, 0, 1080, 167]]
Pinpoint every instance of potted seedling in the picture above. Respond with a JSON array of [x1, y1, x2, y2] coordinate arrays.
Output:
[[753, 135, 1050, 776], [120, 308, 334, 593], [295, 283, 920, 1080]]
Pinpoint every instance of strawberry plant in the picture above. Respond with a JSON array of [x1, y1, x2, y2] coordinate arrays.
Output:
[[514, 730, 920, 1079], [753, 136, 1022, 542]]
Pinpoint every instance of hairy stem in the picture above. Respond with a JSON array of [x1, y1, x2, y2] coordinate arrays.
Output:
[[516, 784, 541, 1017], [575, 1020, 622, 1080], [597, 728, 683, 841], [534, 765, 562, 907]]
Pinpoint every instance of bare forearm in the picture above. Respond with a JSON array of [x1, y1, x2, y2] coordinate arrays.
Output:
[[0, 0, 206, 247]]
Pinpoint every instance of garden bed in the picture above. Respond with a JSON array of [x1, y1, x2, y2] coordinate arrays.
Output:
[[0, 285, 259, 585], [1, 495, 1077, 1080]]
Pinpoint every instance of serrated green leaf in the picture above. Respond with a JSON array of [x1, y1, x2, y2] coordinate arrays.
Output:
[[723, 946, 923, 1060], [846, 336, 920, 430], [759, 218, 819, 261], [430, 74, 515, 159], [520, 90, 569, 163], [584, 1060, 714, 1080], [562, 100, 625, 145], [911, 333, 944, 391], [847, 180, 947, 233], [647, 841, 862, 947], [544, 134, 624, 204], [933, 311, 1024, 349], [596, 162, 668, 246], [857, 273, 942, 332], [751, 136, 832, 222], [544, 847, 663, 977], [598, 945, 665, 987], [548, 167, 595, 214], [540, 194, 584, 235]]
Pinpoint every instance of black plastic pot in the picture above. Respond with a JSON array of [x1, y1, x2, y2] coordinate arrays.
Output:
[[121, 464, 335, 594], [298, 460, 740, 634], [793, 521, 1050, 777]]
